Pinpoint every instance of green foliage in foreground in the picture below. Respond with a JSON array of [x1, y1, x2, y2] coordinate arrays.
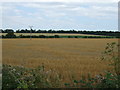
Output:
[[2, 42, 120, 88], [2, 64, 62, 89], [65, 71, 120, 88], [101, 42, 120, 76], [2, 64, 120, 89]]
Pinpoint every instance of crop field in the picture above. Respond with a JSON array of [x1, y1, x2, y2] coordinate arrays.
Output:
[[2, 38, 118, 82], [0, 33, 102, 36]]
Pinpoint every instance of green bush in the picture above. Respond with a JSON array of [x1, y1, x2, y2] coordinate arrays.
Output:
[[65, 71, 120, 88], [5, 32, 16, 38], [2, 64, 62, 89], [101, 42, 120, 75]]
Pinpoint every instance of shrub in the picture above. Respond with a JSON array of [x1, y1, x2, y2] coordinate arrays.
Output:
[[64, 71, 120, 88], [54, 35, 60, 38], [101, 42, 120, 75], [2, 64, 62, 89], [5, 32, 16, 38], [39, 35, 46, 38]]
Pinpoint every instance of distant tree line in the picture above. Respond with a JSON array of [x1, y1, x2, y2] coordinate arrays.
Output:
[[0, 29, 120, 38], [1, 34, 115, 39]]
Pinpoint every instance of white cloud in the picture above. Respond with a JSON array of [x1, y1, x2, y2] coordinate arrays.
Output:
[[20, 2, 117, 18], [68, 5, 117, 18], [0, 3, 2, 28], [0, 0, 119, 3], [44, 11, 66, 17], [1, 1, 118, 30], [92, 6, 117, 13], [22, 3, 67, 9]]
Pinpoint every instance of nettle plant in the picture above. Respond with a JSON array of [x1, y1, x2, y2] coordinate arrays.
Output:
[[101, 42, 120, 88], [101, 42, 120, 76]]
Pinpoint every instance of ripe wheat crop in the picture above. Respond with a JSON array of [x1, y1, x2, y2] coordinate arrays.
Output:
[[2, 38, 118, 82]]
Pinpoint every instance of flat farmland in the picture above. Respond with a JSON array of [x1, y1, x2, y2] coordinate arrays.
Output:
[[0, 33, 102, 36], [2, 38, 118, 82]]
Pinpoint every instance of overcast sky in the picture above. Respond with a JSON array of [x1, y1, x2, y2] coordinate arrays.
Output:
[[0, 0, 119, 31]]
